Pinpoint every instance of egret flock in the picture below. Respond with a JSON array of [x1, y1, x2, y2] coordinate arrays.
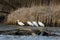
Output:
[[17, 19, 45, 35], [17, 20, 44, 27]]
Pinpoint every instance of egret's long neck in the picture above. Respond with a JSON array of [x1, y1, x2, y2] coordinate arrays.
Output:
[[17, 20, 19, 23]]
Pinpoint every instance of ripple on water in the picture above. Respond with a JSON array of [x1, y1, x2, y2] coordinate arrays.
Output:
[[0, 35, 60, 40]]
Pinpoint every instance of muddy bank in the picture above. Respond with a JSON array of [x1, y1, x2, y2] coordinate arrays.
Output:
[[0, 25, 47, 35], [0, 25, 59, 36]]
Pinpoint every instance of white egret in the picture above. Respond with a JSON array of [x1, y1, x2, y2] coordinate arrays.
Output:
[[38, 21, 45, 36], [38, 21, 45, 27], [32, 21, 38, 27], [27, 21, 34, 26], [17, 20, 24, 26]]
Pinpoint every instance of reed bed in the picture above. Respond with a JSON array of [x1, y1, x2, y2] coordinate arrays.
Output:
[[4, 5, 60, 27]]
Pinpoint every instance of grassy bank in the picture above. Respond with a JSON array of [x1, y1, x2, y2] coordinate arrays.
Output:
[[0, 0, 60, 27], [4, 5, 60, 27]]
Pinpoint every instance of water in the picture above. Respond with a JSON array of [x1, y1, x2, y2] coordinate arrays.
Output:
[[0, 25, 60, 40], [0, 35, 60, 40]]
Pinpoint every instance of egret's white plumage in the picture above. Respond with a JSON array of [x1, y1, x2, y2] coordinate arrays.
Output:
[[17, 20, 24, 26], [32, 21, 38, 27], [27, 21, 34, 26], [38, 21, 44, 27]]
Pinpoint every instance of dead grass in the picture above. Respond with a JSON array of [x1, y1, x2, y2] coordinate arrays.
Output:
[[5, 5, 60, 26]]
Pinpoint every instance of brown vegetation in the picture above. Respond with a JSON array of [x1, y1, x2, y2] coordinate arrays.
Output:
[[5, 5, 60, 27], [0, 0, 60, 26]]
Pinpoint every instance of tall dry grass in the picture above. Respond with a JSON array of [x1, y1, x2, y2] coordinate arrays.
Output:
[[5, 5, 60, 27]]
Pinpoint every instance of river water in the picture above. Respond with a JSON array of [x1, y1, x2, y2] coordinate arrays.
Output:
[[0, 24, 60, 40], [0, 35, 60, 40]]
